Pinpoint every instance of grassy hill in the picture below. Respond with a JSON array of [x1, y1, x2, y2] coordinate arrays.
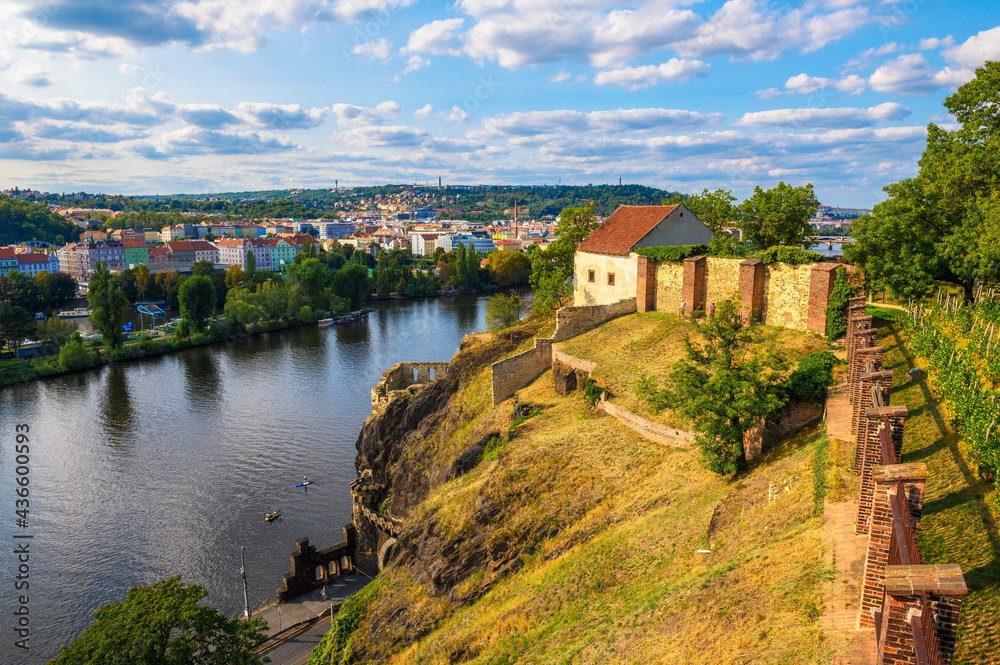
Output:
[[310, 312, 836, 664]]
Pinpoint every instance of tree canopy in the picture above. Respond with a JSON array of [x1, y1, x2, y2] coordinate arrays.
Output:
[[530, 204, 599, 312], [178, 275, 216, 331], [53, 576, 268, 665], [846, 61, 1000, 298], [88, 262, 129, 351]]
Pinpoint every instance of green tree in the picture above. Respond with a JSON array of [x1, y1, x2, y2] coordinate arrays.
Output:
[[155, 269, 182, 309], [488, 250, 531, 286], [225, 264, 246, 290], [6, 270, 42, 313], [178, 275, 216, 332], [530, 204, 599, 313], [485, 293, 523, 330], [245, 249, 257, 281], [134, 264, 152, 302], [639, 299, 788, 476], [738, 182, 819, 251], [846, 62, 1000, 298], [88, 262, 129, 351], [289, 257, 333, 308], [58, 331, 97, 371], [0, 301, 34, 352], [53, 576, 268, 665], [331, 263, 371, 310], [666, 188, 737, 235]]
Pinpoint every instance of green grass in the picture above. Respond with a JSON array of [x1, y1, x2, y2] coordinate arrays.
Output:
[[877, 317, 1000, 663]]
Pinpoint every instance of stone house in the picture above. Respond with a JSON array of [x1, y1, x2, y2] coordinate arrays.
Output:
[[574, 204, 713, 307]]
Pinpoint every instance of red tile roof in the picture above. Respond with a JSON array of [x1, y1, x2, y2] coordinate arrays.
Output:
[[576, 205, 680, 256], [121, 239, 147, 248], [149, 247, 170, 255], [16, 253, 54, 264]]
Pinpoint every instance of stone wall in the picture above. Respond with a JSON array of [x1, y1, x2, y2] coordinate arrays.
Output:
[[491, 338, 553, 406], [598, 393, 695, 449], [761, 262, 814, 331], [655, 261, 684, 314], [276, 528, 356, 602], [552, 297, 636, 342], [371, 361, 451, 415], [704, 256, 742, 307]]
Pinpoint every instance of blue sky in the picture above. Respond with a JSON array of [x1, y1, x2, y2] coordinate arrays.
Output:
[[1, 0, 998, 207]]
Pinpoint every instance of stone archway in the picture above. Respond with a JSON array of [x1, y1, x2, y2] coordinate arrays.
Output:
[[377, 538, 398, 571]]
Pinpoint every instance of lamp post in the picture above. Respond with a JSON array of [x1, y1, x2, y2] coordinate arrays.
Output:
[[240, 546, 250, 621]]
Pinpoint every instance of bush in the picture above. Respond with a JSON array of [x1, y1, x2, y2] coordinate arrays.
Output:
[[825, 267, 855, 339], [754, 246, 824, 265], [584, 378, 603, 407], [784, 350, 837, 404], [485, 293, 523, 331], [59, 332, 99, 371], [634, 244, 709, 262]]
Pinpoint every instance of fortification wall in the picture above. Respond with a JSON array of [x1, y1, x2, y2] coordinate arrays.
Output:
[[491, 338, 553, 405], [371, 361, 450, 414], [552, 297, 636, 342], [760, 262, 814, 331], [552, 349, 597, 375], [598, 393, 695, 449], [655, 261, 684, 313], [704, 257, 742, 308]]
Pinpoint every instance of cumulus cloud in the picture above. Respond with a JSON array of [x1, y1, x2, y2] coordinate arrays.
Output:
[[481, 108, 723, 137], [177, 104, 240, 129], [330, 101, 401, 126], [136, 126, 298, 159], [405, 18, 464, 56], [413, 104, 434, 119], [402, 54, 429, 74], [918, 35, 953, 50], [783, 73, 866, 95], [235, 102, 328, 129], [11, 67, 53, 87], [550, 70, 572, 83], [736, 103, 911, 129], [869, 53, 972, 94], [331, 0, 417, 22], [594, 59, 710, 90], [352, 38, 392, 62], [943, 26, 1000, 68]]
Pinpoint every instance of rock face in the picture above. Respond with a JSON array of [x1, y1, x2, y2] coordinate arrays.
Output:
[[351, 327, 533, 578]]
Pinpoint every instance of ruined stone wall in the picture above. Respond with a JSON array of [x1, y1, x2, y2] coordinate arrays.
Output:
[[655, 261, 684, 313], [491, 338, 553, 406], [371, 361, 451, 415], [552, 297, 636, 342], [704, 257, 742, 308], [598, 393, 695, 449], [761, 262, 814, 331], [276, 528, 357, 602]]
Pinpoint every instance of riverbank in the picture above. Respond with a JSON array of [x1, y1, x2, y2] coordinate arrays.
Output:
[[0, 311, 332, 388]]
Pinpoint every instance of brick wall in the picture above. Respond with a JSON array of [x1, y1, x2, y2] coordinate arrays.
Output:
[[853, 370, 893, 475], [857, 407, 908, 535], [682, 255, 707, 315], [807, 263, 840, 333], [850, 345, 884, 423], [739, 259, 765, 324], [636, 255, 656, 313]]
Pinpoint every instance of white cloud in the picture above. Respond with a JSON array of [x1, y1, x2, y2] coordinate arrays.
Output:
[[869, 53, 972, 94], [177, 103, 240, 129], [736, 103, 911, 129], [402, 54, 429, 74], [784, 72, 866, 95], [136, 126, 298, 159], [330, 102, 401, 126], [843, 41, 898, 70], [413, 104, 434, 119], [918, 35, 953, 50], [11, 66, 53, 87], [755, 87, 784, 99], [352, 38, 392, 62], [480, 107, 723, 137], [594, 59, 710, 90], [943, 26, 1000, 68], [118, 63, 143, 76], [331, 0, 418, 22], [441, 106, 470, 123], [235, 102, 328, 129], [405, 18, 464, 56], [803, 7, 869, 53], [550, 70, 572, 83]]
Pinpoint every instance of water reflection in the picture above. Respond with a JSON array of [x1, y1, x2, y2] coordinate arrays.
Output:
[[99, 364, 136, 457], [179, 346, 223, 412]]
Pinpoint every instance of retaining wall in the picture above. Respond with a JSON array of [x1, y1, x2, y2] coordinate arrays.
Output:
[[491, 338, 553, 405], [598, 393, 695, 448]]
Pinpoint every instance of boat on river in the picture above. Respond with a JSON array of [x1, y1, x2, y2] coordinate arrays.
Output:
[[57, 307, 92, 318], [264, 510, 281, 522], [317, 318, 334, 327]]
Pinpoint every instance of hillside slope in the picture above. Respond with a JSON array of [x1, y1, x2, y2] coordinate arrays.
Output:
[[312, 313, 834, 664]]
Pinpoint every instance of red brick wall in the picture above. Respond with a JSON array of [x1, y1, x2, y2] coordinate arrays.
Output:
[[682, 255, 706, 316], [636, 255, 656, 314], [738, 258, 765, 324], [807, 263, 840, 333]]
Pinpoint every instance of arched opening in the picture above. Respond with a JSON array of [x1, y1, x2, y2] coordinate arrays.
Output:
[[329, 560, 338, 576], [341, 555, 352, 573], [378, 538, 399, 572], [412, 367, 419, 382], [429, 367, 435, 381], [315, 565, 325, 581]]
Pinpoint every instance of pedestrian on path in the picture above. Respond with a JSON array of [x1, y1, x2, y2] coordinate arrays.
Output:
[[321, 585, 327, 600]]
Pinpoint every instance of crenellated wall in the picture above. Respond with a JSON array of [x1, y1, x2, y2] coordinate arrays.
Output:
[[276, 528, 357, 602]]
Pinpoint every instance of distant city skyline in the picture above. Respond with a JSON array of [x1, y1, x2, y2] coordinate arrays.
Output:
[[1, 0, 998, 208]]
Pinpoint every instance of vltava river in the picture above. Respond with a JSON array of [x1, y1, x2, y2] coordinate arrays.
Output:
[[0, 294, 488, 664]]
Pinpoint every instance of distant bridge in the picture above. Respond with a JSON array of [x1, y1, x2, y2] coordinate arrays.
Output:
[[813, 236, 855, 250]]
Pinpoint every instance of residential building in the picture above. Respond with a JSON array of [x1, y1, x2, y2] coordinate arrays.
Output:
[[122, 239, 150, 267], [13, 252, 59, 277], [165, 241, 197, 264], [574, 204, 713, 306], [264, 238, 298, 272], [214, 238, 272, 271], [411, 233, 438, 256], [189, 240, 219, 264], [79, 230, 107, 243], [0, 248, 20, 276], [160, 225, 187, 242], [58, 240, 126, 281], [452, 234, 495, 254], [148, 247, 171, 264], [316, 222, 355, 240]]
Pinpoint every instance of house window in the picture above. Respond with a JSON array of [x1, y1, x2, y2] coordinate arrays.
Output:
[[607, 273, 615, 286], [588, 269, 595, 283]]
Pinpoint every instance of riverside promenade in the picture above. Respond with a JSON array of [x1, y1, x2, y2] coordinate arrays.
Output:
[[820, 375, 876, 664], [254, 573, 370, 642]]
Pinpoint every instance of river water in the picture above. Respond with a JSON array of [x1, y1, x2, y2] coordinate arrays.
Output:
[[0, 294, 489, 664]]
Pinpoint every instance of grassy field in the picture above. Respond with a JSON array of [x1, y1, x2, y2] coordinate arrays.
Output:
[[326, 313, 839, 664], [877, 317, 1000, 663], [554, 311, 827, 428]]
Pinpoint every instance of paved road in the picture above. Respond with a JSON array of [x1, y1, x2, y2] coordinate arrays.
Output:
[[258, 615, 331, 665]]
